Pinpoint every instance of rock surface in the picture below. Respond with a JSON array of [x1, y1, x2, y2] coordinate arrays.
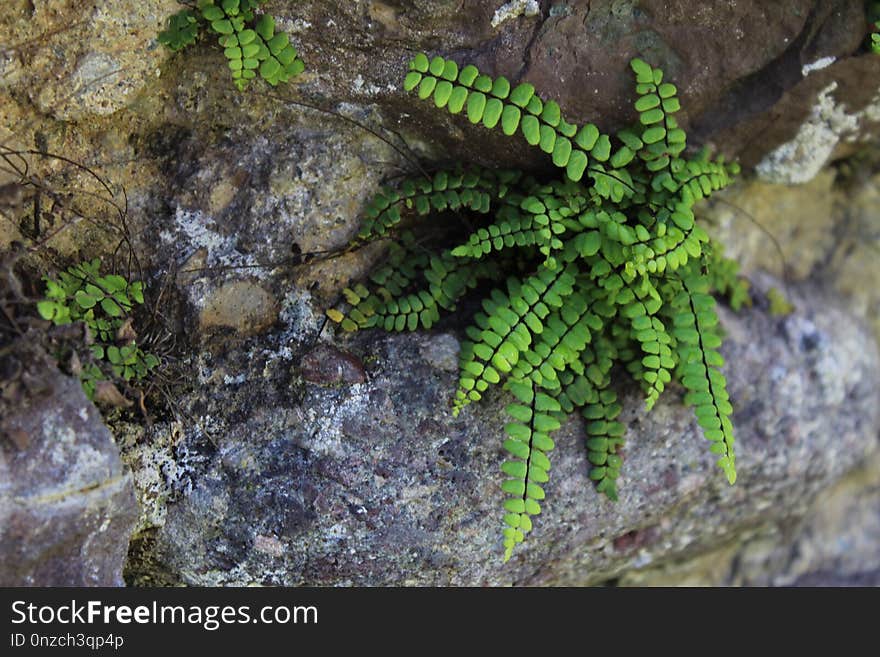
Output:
[[619, 450, 880, 586], [1, 1, 879, 587], [825, 169, 880, 343], [706, 170, 839, 281], [2, 1, 877, 290], [122, 281, 879, 586], [0, 342, 139, 586], [1, 2, 878, 201], [0, 0, 179, 120]]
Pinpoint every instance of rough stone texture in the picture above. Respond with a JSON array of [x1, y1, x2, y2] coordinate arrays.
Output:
[[121, 281, 880, 586], [706, 169, 880, 342], [1, 1, 880, 587], [1, 1, 878, 290], [826, 170, 880, 342], [147, 113, 400, 311], [705, 170, 839, 281], [0, 0, 179, 120], [754, 75, 880, 183], [619, 450, 880, 586], [198, 280, 279, 337], [300, 344, 367, 386], [0, 342, 139, 586], [276, 0, 879, 171], [1, 1, 878, 201]]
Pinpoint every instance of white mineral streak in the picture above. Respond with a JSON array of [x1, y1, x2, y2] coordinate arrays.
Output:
[[801, 56, 836, 77], [756, 82, 880, 184], [491, 0, 540, 28]]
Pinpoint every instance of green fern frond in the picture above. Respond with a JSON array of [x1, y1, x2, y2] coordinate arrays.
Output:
[[355, 167, 521, 243], [406, 53, 615, 183], [507, 284, 606, 388], [672, 274, 737, 484], [158, 9, 200, 51], [159, 0, 304, 91], [626, 310, 675, 411], [500, 379, 565, 561], [554, 338, 626, 500], [334, 245, 500, 332], [869, 3, 880, 53], [454, 261, 578, 414], [368, 253, 496, 332], [450, 204, 542, 258], [38, 259, 159, 400], [630, 58, 685, 175], [333, 53, 747, 561], [453, 185, 590, 268], [581, 381, 626, 501]]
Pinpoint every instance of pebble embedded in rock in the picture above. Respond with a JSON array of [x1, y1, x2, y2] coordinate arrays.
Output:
[[198, 280, 279, 336], [300, 344, 367, 386]]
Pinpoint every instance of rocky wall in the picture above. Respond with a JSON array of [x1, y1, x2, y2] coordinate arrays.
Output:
[[1, 0, 879, 586]]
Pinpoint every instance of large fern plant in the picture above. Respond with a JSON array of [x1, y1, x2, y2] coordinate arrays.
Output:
[[328, 54, 746, 561]]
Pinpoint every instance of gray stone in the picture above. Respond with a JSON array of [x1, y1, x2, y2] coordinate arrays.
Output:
[[619, 451, 880, 586], [0, 342, 139, 586], [124, 280, 879, 586]]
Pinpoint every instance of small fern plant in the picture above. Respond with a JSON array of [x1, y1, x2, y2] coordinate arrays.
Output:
[[37, 259, 159, 400], [159, 0, 305, 90], [328, 54, 747, 561]]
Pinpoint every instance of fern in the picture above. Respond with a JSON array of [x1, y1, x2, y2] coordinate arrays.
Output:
[[158, 9, 199, 50], [37, 259, 159, 400], [672, 274, 736, 484], [330, 54, 745, 561], [159, 0, 305, 91]]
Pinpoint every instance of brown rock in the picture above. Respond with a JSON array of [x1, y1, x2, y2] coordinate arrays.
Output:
[[339, 0, 879, 173], [528, 1, 808, 131], [300, 344, 366, 386]]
